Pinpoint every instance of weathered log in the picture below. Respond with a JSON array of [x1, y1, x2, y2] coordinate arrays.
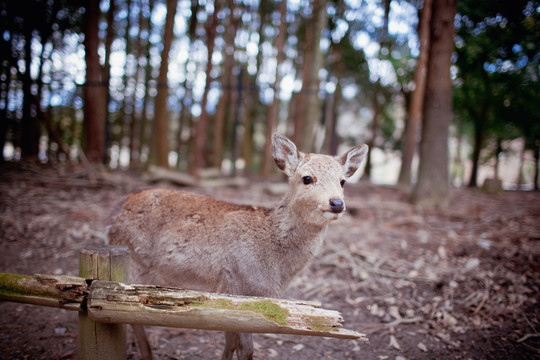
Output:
[[0, 272, 367, 341], [0, 273, 87, 311], [88, 281, 366, 340], [144, 165, 249, 188]]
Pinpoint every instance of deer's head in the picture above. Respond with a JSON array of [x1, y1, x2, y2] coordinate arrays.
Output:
[[272, 134, 368, 225]]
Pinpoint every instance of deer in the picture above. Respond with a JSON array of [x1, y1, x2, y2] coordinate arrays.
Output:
[[106, 134, 368, 360]]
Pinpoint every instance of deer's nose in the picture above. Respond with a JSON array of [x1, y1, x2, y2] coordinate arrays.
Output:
[[329, 199, 344, 213]]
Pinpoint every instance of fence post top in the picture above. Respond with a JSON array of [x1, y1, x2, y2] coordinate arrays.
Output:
[[80, 245, 129, 256]]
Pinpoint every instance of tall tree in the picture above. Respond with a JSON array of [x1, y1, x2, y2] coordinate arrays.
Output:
[[20, 20, 40, 158], [454, 0, 540, 188], [190, 2, 220, 177], [212, 0, 240, 170], [175, 0, 201, 169], [138, 0, 155, 165], [262, 0, 288, 177], [83, 0, 106, 163], [102, 0, 116, 164], [292, 0, 327, 152], [412, 0, 457, 206], [364, 0, 391, 179], [151, 0, 177, 168], [397, 0, 432, 187]]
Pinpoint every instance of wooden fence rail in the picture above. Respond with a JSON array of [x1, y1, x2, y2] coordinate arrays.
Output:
[[0, 246, 367, 359]]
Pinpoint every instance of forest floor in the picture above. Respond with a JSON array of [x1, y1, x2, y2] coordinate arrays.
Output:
[[0, 161, 539, 360]]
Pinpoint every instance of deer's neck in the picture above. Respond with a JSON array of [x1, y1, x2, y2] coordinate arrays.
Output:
[[269, 197, 328, 289]]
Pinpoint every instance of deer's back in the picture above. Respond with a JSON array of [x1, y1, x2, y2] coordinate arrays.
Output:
[[107, 188, 276, 294]]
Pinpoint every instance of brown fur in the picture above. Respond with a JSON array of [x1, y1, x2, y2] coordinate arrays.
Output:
[[107, 134, 368, 360]]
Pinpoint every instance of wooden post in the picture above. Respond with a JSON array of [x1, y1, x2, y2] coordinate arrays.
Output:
[[78, 245, 129, 360]]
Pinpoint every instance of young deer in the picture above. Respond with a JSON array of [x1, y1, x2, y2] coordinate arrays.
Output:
[[107, 134, 368, 360]]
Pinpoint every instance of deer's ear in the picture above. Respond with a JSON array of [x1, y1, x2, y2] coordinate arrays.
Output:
[[272, 134, 303, 177], [338, 144, 368, 179]]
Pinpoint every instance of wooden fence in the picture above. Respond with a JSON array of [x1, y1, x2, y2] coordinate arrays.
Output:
[[0, 245, 367, 359]]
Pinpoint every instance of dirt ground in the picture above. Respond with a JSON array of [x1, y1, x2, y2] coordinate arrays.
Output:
[[1, 161, 539, 360]]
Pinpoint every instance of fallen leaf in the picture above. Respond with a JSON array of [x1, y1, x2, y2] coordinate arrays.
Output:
[[267, 348, 278, 358], [389, 306, 401, 320], [417, 342, 428, 352], [389, 335, 401, 350]]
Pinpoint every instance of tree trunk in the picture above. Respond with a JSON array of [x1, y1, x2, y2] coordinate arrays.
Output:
[[364, 0, 390, 180], [262, 0, 288, 177], [515, 139, 526, 189], [325, 42, 346, 156], [129, 0, 145, 166], [102, 0, 115, 165], [534, 139, 539, 191], [119, 0, 133, 164], [242, 2, 269, 174], [412, 0, 457, 207], [0, 82, 8, 162], [150, 0, 177, 169], [397, 0, 432, 187], [21, 29, 40, 158], [468, 115, 487, 187], [83, 0, 106, 163], [138, 0, 155, 165], [190, 3, 220, 178], [292, 0, 327, 152], [212, 0, 239, 169], [493, 138, 502, 180], [364, 82, 381, 179], [175, 0, 200, 169]]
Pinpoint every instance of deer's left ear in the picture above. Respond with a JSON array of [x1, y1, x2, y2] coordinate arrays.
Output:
[[337, 144, 368, 179], [272, 134, 304, 177]]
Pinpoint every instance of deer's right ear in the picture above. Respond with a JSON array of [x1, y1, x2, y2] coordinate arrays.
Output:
[[272, 134, 303, 177], [338, 144, 368, 179]]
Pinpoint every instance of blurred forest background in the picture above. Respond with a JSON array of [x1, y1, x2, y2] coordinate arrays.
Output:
[[1, 1, 540, 358], [0, 0, 539, 202]]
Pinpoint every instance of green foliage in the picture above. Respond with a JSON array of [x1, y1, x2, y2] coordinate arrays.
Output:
[[454, 0, 540, 150]]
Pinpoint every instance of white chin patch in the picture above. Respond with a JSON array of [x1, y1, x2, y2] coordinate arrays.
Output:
[[323, 211, 343, 220]]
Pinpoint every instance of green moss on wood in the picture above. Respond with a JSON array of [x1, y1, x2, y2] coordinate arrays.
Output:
[[237, 300, 289, 326], [192, 298, 289, 326], [304, 315, 335, 332], [0, 273, 35, 297]]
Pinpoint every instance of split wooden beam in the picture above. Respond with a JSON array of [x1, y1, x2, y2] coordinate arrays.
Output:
[[0, 272, 87, 311], [88, 281, 366, 340], [0, 273, 366, 341]]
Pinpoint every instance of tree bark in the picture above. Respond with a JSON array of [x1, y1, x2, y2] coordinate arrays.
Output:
[[364, 0, 390, 180], [397, 0, 432, 187], [83, 0, 106, 163], [102, 0, 115, 165], [151, 0, 177, 168], [263, 0, 288, 177], [212, 0, 239, 169], [412, 0, 457, 207], [190, 3, 220, 177], [21, 28, 40, 158], [292, 0, 327, 152], [364, 82, 381, 179], [138, 0, 155, 165], [175, 0, 200, 169], [468, 115, 487, 187]]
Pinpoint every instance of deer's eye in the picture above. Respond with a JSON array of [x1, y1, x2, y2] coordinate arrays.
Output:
[[340, 179, 346, 188], [302, 176, 313, 185]]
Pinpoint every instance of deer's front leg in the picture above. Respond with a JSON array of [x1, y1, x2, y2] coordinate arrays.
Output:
[[222, 332, 253, 360]]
